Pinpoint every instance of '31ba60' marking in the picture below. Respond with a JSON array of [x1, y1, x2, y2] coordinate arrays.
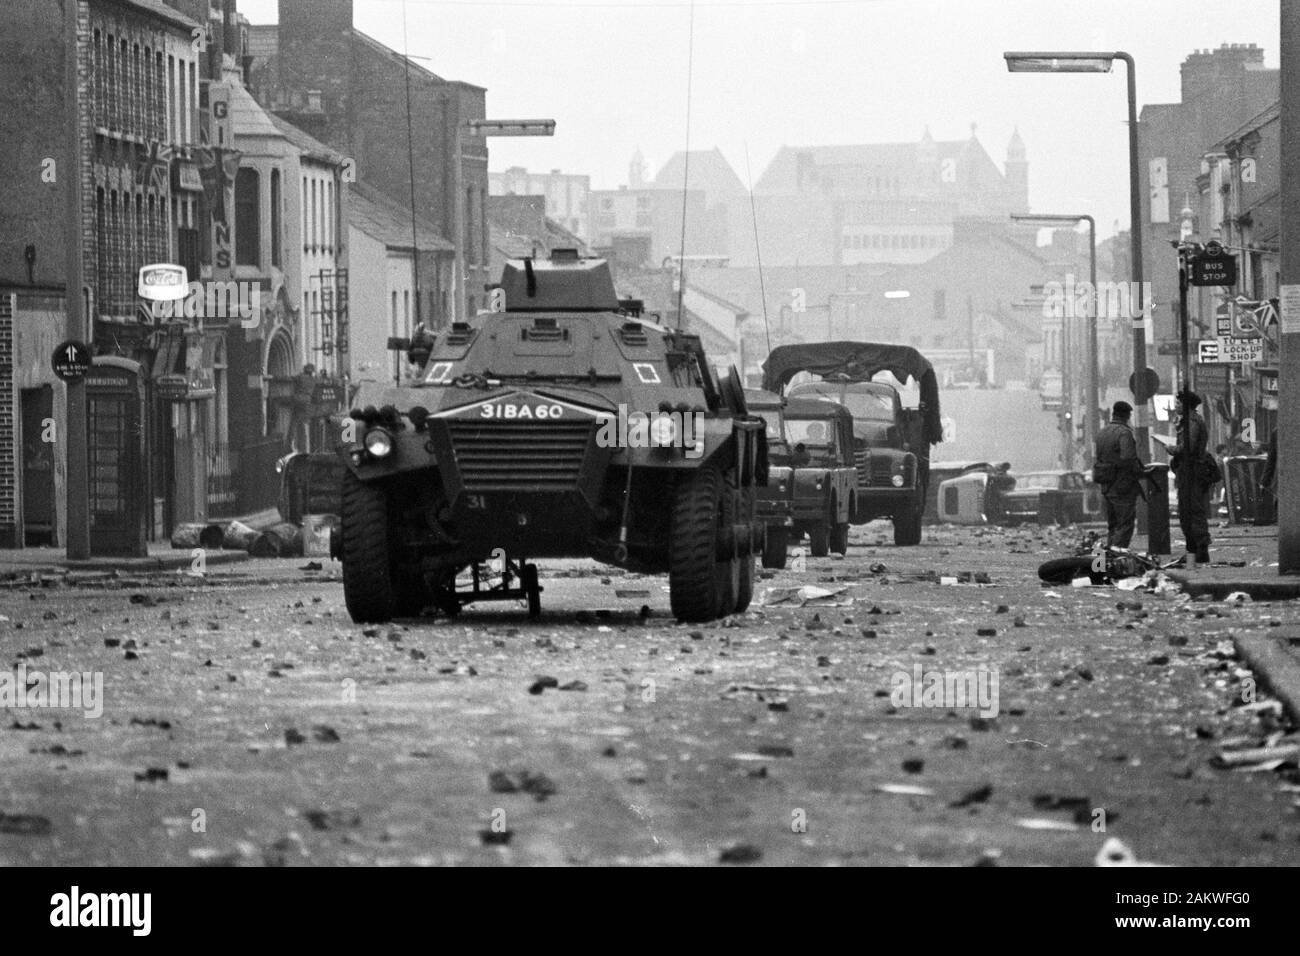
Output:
[[480, 403, 566, 420]]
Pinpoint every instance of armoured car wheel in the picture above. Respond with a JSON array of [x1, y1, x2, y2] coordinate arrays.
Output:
[[717, 485, 742, 616], [761, 528, 789, 569], [893, 494, 924, 546], [394, 575, 430, 617], [341, 472, 397, 623], [808, 523, 830, 557], [521, 563, 541, 619], [831, 520, 850, 555], [669, 466, 724, 622]]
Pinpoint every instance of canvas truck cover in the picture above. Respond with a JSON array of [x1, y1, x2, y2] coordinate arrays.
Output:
[[761, 342, 943, 446]]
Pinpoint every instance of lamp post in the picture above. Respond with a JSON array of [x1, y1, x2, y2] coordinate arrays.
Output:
[[1012, 213, 1099, 453], [1005, 52, 1147, 458]]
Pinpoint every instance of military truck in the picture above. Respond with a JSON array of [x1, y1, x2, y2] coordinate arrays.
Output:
[[745, 389, 796, 568], [762, 343, 943, 546], [335, 250, 766, 624], [780, 398, 857, 557]]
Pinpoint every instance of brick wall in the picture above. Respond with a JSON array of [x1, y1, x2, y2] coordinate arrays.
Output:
[[270, 0, 487, 322], [88, 1, 188, 322], [0, 293, 14, 546]]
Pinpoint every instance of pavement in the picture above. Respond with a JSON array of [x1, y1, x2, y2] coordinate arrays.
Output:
[[0, 510, 284, 578]]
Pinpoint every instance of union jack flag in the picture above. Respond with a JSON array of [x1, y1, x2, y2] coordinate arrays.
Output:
[[136, 140, 173, 191]]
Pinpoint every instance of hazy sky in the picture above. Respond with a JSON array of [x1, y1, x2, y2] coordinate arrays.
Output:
[[239, 0, 1280, 241]]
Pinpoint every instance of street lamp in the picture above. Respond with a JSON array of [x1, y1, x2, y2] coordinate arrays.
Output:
[[1005, 51, 1147, 458], [1012, 213, 1099, 454], [457, 118, 556, 321]]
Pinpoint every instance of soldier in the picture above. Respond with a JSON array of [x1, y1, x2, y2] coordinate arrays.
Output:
[[1171, 389, 1212, 564], [1093, 401, 1145, 548]]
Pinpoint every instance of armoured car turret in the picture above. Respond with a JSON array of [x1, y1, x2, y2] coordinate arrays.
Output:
[[335, 250, 766, 623]]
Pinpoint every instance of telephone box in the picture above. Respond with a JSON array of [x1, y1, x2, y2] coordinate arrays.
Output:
[[86, 357, 147, 556]]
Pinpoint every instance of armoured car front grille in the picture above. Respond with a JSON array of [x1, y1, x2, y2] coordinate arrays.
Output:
[[447, 421, 592, 491]]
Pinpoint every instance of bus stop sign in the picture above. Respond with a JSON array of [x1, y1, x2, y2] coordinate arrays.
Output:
[[1191, 243, 1238, 287]]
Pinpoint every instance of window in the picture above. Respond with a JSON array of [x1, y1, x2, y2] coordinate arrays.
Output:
[[301, 176, 308, 250], [235, 167, 260, 267], [310, 179, 317, 249], [270, 169, 282, 267]]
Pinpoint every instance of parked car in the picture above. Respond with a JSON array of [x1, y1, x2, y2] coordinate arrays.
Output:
[[1001, 470, 1102, 526]]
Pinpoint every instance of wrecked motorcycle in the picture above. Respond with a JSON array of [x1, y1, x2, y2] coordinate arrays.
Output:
[[1037, 531, 1180, 585]]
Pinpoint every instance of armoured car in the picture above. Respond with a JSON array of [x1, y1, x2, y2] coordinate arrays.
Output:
[[335, 251, 766, 624]]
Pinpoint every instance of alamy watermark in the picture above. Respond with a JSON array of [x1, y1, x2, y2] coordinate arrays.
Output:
[[1, 664, 104, 719], [148, 280, 261, 328], [1042, 275, 1153, 321], [890, 663, 999, 718], [595, 406, 704, 458]]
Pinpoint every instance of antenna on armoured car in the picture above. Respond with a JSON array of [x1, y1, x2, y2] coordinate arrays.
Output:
[[744, 141, 773, 358], [674, 1, 697, 330]]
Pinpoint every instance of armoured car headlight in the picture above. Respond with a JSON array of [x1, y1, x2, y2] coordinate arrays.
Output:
[[364, 427, 394, 459], [649, 416, 677, 447], [891, 475, 904, 487]]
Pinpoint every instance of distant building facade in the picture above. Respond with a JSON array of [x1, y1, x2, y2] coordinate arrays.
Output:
[[737, 127, 1029, 268], [489, 166, 590, 242]]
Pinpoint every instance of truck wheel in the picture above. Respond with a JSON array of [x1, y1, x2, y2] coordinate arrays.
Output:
[[831, 521, 850, 554], [808, 524, 830, 557], [341, 471, 397, 623], [761, 527, 789, 569], [669, 467, 724, 622], [893, 495, 924, 546], [521, 563, 541, 619]]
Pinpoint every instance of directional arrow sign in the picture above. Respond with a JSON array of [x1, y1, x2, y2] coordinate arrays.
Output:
[[1196, 339, 1220, 364], [52, 340, 91, 380]]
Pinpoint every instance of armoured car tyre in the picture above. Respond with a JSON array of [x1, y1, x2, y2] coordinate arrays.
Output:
[[717, 486, 742, 616], [808, 524, 830, 557], [831, 521, 850, 555], [341, 472, 397, 623], [395, 577, 430, 618], [521, 563, 541, 619], [893, 497, 924, 546], [669, 467, 724, 622], [761, 528, 789, 569]]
